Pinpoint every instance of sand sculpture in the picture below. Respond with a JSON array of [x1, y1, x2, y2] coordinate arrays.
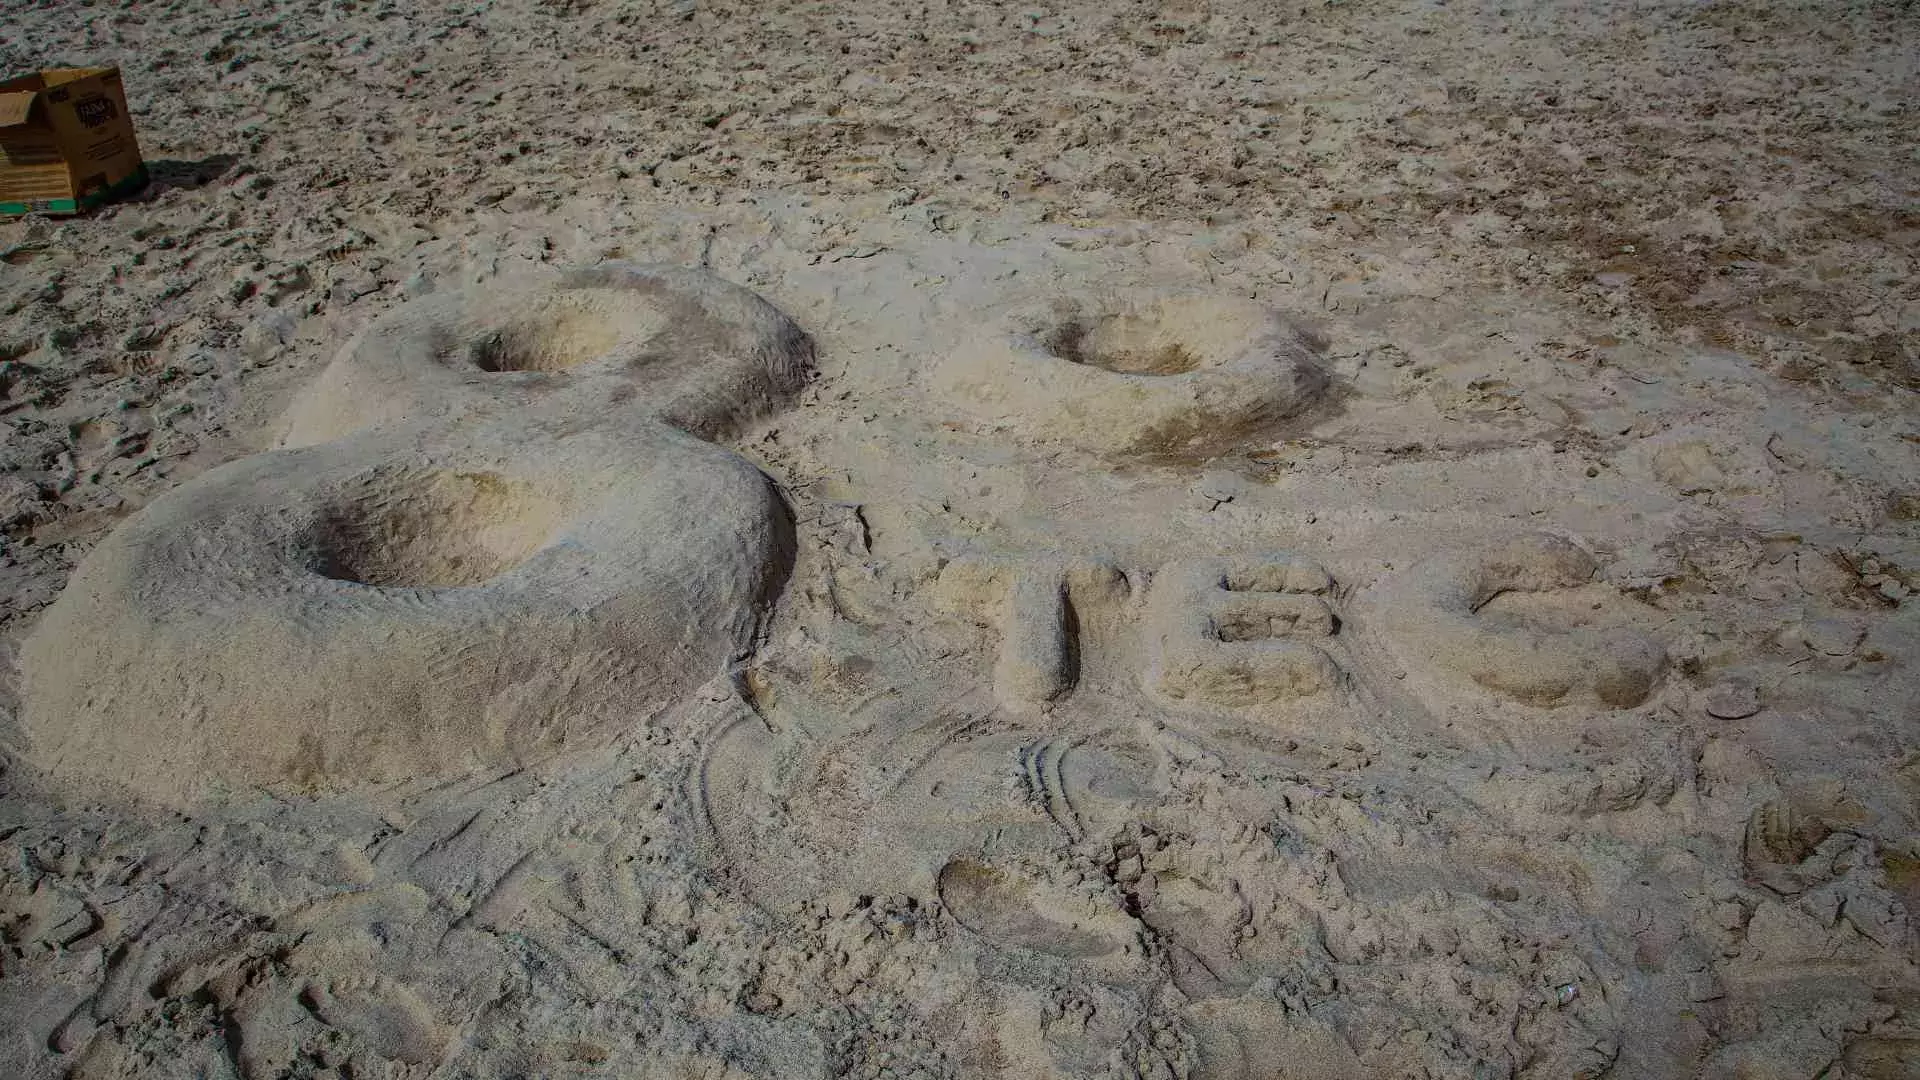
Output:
[[279, 263, 814, 447], [933, 550, 1345, 714], [20, 265, 812, 805], [931, 554, 1132, 713], [18, 273, 1688, 1073], [1372, 532, 1669, 709], [1, 6, 1907, 1076], [931, 293, 1329, 456], [1144, 555, 1342, 706]]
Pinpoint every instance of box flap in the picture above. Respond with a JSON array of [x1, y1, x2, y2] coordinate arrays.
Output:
[[43, 68, 111, 87], [0, 91, 39, 129], [0, 72, 48, 94]]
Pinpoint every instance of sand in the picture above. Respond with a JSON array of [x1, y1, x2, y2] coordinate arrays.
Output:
[[1, 1, 1917, 1077]]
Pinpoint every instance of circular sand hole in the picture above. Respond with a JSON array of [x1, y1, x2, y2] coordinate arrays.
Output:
[[1045, 313, 1205, 376], [311, 470, 564, 587], [466, 288, 669, 373]]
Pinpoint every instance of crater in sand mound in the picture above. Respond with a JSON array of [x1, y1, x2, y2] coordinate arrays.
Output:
[[310, 470, 564, 587], [21, 409, 798, 806], [462, 288, 670, 373], [1045, 312, 1205, 375], [933, 292, 1328, 456], [279, 263, 815, 448]]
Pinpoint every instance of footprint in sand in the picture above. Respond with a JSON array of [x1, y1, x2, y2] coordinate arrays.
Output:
[[1182, 998, 1365, 1080], [301, 973, 452, 1067], [936, 856, 1151, 980]]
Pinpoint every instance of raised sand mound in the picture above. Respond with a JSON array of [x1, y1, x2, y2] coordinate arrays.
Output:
[[1372, 532, 1669, 710], [20, 266, 811, 806], [930, 292, 1329, 457], [279, 262, 814, 447]]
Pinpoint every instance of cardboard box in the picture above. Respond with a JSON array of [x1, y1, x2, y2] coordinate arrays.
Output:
[[0, 67, 147, 217]]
